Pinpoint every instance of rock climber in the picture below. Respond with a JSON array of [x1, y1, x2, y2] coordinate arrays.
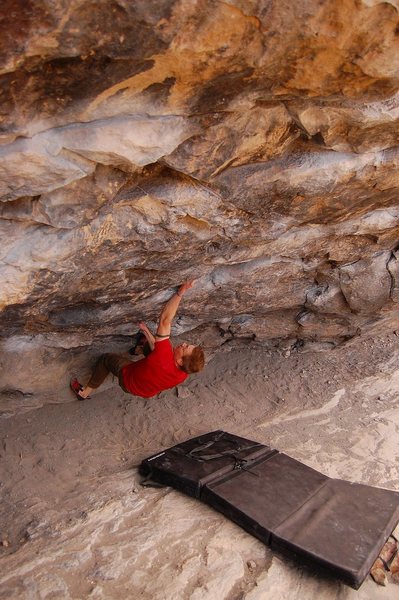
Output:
[[70, 280, 204, 400]]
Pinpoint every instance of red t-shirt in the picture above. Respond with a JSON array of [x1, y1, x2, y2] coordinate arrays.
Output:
[[121, 338, 188, 398]]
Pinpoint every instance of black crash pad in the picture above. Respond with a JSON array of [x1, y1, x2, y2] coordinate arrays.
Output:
[[140, 430, 399, 589]]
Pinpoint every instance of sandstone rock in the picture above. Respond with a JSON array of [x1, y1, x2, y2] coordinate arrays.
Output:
[[0, 116, 192, 201], [296, 310, 358, 341], [370, 558, 387, 586], [293, 94, 399, 153], [165, 104, 299, 179], [305, 284, 350, 315], [0, 136, 95, 202], [247, 559, 257, 572], [339, 252, 392, 313], [391, 551, 399, 580], [387, 251, 399, 303], [370, 538, 398, 585]]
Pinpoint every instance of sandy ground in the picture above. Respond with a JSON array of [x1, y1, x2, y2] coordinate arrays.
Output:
[[1, 332, 399, 599]]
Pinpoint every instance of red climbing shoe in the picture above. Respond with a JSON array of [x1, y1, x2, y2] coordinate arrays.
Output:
[[70, 377, 88, 401]]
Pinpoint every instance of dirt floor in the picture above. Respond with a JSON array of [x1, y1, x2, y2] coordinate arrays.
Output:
[[1, 331, 399, 599]]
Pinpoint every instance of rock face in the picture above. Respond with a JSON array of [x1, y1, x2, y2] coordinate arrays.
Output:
[[1, 0, 399, 408]]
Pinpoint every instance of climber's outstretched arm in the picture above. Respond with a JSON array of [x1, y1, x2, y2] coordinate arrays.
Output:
[[156, 280, 194, 339]]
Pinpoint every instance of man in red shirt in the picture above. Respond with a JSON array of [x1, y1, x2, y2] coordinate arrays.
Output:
[[70, 280, 205, 400]]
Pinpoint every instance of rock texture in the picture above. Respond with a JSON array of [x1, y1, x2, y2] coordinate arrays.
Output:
[[1, 0, 399, 409]]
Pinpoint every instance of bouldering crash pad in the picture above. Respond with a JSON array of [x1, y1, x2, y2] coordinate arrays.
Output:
[[140, 430, 399, 589]]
